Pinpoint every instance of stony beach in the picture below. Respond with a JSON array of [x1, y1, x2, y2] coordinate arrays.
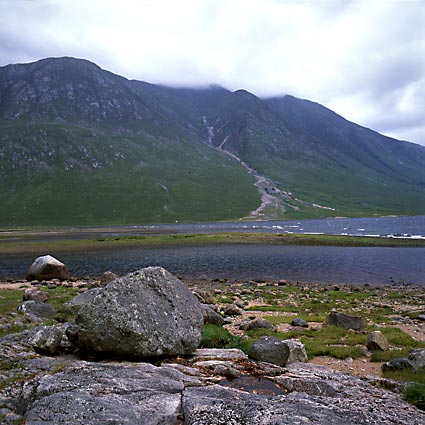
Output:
[[0, 256, 424, 423]]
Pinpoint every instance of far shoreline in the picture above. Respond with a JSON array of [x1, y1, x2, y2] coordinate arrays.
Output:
[[1, 231, 425, 255]]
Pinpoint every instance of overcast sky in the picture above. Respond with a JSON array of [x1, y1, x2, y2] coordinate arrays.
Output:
[[0, 0, 424, 145]]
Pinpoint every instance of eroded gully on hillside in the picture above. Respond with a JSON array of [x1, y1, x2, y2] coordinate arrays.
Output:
[[202, 117, 335, 220]]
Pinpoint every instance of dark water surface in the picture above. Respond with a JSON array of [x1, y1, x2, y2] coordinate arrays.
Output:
[[148, 215, 425, 238], [1, 244, 424, 285], [1, 216, 424, 284], [2, 215, 425, 243]]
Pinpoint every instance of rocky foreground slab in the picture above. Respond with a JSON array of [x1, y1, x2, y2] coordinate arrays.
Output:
[[0, 329, 424, 424]]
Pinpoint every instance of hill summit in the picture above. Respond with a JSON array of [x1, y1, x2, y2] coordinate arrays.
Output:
[[0, 57, 424, 226]]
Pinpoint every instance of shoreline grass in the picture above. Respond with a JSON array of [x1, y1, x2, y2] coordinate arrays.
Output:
[[0, 231, 424, 255]]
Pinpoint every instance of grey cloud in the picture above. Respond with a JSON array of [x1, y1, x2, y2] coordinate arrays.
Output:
[[0, 0, 424, 145]]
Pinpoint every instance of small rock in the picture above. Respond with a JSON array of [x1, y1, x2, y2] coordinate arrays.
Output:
[[233, 298, 245, 308], [223, 304, 243, 316], [26, 255, 70, 281], [248, 336, 289, 366], [99, 271, 118, 285], [367, 331, 390, 351], [324, 311, 365, 331], [192, 289, 215, 304], [23, 289, 50, 303], [213, 364, 241, 378], [29, 326, 63, 355], [163, 363, 200, 376], [283, 339, 308, 364], [201, 304, 224, 326], [193, 348, 248, 361], [17, 300, 56, 319], [381, 358, 416, 372], [291, 317, 308, 328], [23, 313, 44, 324], [408, 348, 425, 369], [416, 314, 425, 321], [240, 317, 276, 332]]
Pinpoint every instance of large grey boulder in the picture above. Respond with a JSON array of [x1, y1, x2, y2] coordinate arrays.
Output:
[[324, 311, 365, 331], [26, 255, 70, 281], [66, 267, 204, 358], [248, 336, 290, 366], [366, 331, 389, 351]]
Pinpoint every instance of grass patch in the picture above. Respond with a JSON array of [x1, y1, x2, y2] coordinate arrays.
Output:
[[200, 324, 234, 348], [0, 290, 24, 316], [1, 231, 424, 255], [200, 324, 253, 353], [383, 368, 425, 384], [246, 287, 387, 318], [369, 328, 425, 362], [370, 348, 411, 363], [46, 286, 79, 306], [403, 383, 425, 411], [0, 286, 79, 336], [380, 327, 425, 348], [300, 326, 366, 359], [247, 305, 299, 313]]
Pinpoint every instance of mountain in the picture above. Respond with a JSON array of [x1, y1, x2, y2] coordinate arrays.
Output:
[[0, 57, 424, 226]]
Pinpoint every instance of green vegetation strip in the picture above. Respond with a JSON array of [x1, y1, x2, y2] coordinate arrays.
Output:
[[1, 232, 424, 255], [0, 287, 78, 338]]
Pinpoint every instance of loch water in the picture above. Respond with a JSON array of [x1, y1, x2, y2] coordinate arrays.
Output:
[[1, 216, 424, 285], [136, 215, 425, 239]]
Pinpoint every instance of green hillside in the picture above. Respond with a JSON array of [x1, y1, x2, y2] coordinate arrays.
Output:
[[208, 91, 425, 217], [0, 122, 258, 226], [0, 57, 424, 226]]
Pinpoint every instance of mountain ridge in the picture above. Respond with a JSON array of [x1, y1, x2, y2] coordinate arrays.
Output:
[[0, 56, 424, 226]]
